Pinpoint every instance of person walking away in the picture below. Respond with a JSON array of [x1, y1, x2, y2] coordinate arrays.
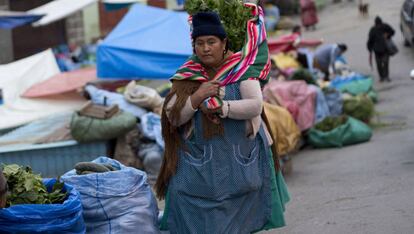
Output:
[[155, 5, 289, 233], [367, 16, 395, 82], [300, 0, 318, 30], [313, 43, 348, 81]]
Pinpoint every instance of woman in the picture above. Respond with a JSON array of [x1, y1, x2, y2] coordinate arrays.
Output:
[[300, 0, 318, 30], [155, 4, 289, 233]]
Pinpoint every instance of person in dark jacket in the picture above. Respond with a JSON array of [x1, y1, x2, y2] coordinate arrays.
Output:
[[367, 16, 395, 82]]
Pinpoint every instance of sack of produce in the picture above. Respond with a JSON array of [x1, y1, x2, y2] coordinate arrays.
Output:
[[343, 94, 375, 123], [311, 85, 330, 124], [0, 165, 85, 233], [70, 110, 137, 143], [61, 157, 160, 234], [272, 53, 301, 71], [337, 77, 373, 96], [323, 87, 343, 116], [263, 102, 301, 156], [367, 89, 378, 103], [308, 115, 372, 148]]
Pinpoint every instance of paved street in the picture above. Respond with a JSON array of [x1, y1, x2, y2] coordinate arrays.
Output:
[[263, 1, 414, 233]]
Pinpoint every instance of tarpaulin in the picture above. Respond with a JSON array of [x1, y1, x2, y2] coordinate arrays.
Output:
[[308, 116, 372, 148], [0, 10, 43, 29], [268, 34, 322, 54], [97, 4, 192, 79], [22, 67, 97, 98], [263, 80, 316, 131], [263, 102, 300, 156], [0, 49, 86, 130], [28, 0, 97, 27]]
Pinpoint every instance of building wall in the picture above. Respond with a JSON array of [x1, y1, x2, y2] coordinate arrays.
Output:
[[65, 11, 85, 46], [147, 0, 166, 8], [0, 0, 14, 64], [98, 2, 129, 37], [9, 0, 67, 60], [166, 0, 179, 10], [83, 2, 101, 44], [6, 0, 89, 60]]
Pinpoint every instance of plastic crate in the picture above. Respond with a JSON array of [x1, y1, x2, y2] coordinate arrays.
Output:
[[0, 140, 107, 177]]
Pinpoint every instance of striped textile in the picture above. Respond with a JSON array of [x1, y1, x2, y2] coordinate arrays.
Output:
[[171, 3, 271, 109]]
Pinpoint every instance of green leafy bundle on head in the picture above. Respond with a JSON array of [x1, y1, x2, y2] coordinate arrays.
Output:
[[185, 0, 254, 52]]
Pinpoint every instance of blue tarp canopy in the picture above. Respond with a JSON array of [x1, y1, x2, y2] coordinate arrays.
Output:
[[97, 4, 192, 80], [0, 10, 44, 29]]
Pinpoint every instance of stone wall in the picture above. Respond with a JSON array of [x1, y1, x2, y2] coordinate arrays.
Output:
[[0, 0, 14, 64], [65, 11, 85, 46]]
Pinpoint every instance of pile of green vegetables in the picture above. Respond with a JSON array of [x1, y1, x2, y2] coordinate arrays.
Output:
[[343, 94, 374, 123], [75, 162, 117, 175], [2, 164, 66, 207], [185, 0, 253, 52], [322, 87, 338, 94], [290, 68, 317, 85], [314, 115, 348, 132]]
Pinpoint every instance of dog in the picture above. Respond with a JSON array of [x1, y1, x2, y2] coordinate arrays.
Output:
[[359, 0, 369, 17]]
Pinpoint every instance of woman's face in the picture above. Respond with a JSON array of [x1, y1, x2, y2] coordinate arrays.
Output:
[[194, 35, 227, 68]]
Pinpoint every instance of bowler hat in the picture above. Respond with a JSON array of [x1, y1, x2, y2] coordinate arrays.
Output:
[[192, 12, 227, 39]]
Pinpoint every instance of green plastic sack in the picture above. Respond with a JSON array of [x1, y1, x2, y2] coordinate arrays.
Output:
[[343, 95, 374, 123], [314, 115, 348, 132], [70, 111, 137, 143], [367, 89, 378, 103], [308, 116, 372, 148], [338, 78, 373, 96]]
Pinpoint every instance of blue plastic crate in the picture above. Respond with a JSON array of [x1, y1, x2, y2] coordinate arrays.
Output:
[[0, 140, 107, 177]]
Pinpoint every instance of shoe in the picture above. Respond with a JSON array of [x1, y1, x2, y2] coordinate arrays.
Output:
[[385, 77, 391, 82]]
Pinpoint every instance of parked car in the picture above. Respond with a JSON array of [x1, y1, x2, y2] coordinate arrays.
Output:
[[401, 0, 414, 46]]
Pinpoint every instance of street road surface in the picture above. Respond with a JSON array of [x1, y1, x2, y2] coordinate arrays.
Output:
[[263, 0, 414, 233]]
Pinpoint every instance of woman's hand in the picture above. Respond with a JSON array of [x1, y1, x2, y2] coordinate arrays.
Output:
[[200, 103, 222, 115], [191, 80, 220, 109], [196, 80, 220, 99]]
